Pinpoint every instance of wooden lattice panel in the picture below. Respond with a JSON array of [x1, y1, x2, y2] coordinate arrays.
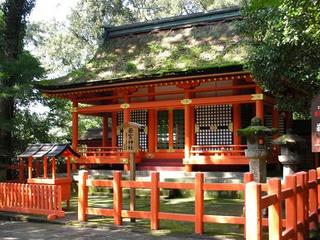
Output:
[[131, 110, 148, 151], [195, 105, 232, 146], [173, 110, 184, 149], [116, 110, 148, 151], [117, 112, 124, 147]]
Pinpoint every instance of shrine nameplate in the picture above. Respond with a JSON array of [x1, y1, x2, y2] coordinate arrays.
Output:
[[123, 122, 140, 153]]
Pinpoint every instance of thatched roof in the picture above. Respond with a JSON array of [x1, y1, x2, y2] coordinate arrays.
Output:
[[40, 7, 245, 90]]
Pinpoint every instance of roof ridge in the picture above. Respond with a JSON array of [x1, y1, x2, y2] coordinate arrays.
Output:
[[104, 6, 241, 39]]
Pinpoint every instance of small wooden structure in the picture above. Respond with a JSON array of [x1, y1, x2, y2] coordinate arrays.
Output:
[[18, 144, 79, 208]]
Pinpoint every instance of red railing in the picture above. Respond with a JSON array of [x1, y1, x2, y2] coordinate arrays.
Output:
[[246, 169, 320, 240], [191, 145, 247, 157], [77, 147, 130, 164], [78, 168, 320, 238], [78, 170, 254, 234], [78, 146, 124, 157], [0, 183, 64, 220], [187, 145, 248, 165]]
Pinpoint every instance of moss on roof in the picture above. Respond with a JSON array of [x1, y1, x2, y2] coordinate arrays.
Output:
[[41, 11, 246, 88]]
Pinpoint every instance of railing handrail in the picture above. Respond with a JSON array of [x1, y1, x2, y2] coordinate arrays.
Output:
[[191, 145, 247, 148]]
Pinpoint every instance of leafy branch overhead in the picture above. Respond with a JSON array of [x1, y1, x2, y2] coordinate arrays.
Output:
[[239, 0, 320, 115]]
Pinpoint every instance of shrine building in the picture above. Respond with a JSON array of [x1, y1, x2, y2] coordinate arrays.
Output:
[[38, 7, 288, 172]]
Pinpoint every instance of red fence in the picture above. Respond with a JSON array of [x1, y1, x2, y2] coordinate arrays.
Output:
[[0, 183, 64, 220], [78, 169, 320, 238], [246, 169, 320, 240], [78, 170, 253, 234]]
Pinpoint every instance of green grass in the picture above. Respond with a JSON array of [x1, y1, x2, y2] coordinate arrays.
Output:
[[66, 190, 245, 239]]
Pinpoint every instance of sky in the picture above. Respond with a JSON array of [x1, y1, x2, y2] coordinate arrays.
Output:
[[30, 0, 78, 22]]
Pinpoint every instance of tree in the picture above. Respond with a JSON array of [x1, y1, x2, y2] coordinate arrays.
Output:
[[0, 0, 43, 158], [239, 0, 320, 115]]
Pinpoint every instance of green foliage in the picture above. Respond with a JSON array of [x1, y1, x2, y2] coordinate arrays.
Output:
[[239, 0, 320, 115]]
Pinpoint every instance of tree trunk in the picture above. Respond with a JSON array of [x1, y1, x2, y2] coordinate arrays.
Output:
[[0, 0, 33, 159]]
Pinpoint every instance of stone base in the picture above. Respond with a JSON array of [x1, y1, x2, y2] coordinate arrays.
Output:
[[245, 149, 267, 183], [249, 158, 266, 183]]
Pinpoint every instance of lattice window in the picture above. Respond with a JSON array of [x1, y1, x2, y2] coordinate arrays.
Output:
[[157, 111, 169, 149], [173, 110, 184, 149], [131, 110, 148, 151], [117, 112, 124, 147], [195, 105, 232, 146]]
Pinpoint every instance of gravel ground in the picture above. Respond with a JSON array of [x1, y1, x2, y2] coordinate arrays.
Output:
[[0, 220, 242, 240]]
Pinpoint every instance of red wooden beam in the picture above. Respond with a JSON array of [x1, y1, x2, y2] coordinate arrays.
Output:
[[77, 94, 257, 115]]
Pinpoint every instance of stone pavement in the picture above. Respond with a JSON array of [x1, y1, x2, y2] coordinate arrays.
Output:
[[0, 220, 240, 240]]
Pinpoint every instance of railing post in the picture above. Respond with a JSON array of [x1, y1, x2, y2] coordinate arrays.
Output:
[[296, 172, 306, 240], [245, 182, 262, 240], [113, 171, 122, 225], [151, 172, 160, 230], [195, 172, 204, 234], [243, 172, 254, 239], [78, 170, 88, 222], [268, 178, 282, 240], [308, 169, 318, 231], [285, 175, 297, 239], [317, 168, 320, 222], [303, 172, 309, 238]]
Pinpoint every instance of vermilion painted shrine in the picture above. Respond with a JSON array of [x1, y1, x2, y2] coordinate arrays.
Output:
[[39, 7, 289, 172]]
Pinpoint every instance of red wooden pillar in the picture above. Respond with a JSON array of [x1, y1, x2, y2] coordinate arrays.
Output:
[[111, 112, 117, 148], [255, 87, 264, 122], [66, 157, 71, 178], [123, 96, 130, 171], [148, 87, 156, 153], [123, 96, 130, 123], [43, 156, 48, 178], [268, 178, 282, 239], [245, 182, 262, 240], [183, 91, 192, 172], [72, 100, 79, 171], [113, 171, 122, 225], [102, 114, 108, 147], [151, 172, 159, 230], [232, 104, 241, 145], [297, 172, 306, 239], [51, 157, 56, 179], [195, 173, 204, 234], [78, 170, 88, 222], [72, 100, 79, 150], [285, 175, 297, 240], [308, 170, 318, 231], [28, 156, 32, 179]]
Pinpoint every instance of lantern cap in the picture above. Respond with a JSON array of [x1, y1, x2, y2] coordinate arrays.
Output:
[[272, 129, 305, 145]]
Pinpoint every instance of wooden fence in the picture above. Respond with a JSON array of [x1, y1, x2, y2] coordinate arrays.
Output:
[[246, 169, 320, 240], [0, 183, 64, 220], [79, 169, 320, 239], [78, 170, 254, 234]]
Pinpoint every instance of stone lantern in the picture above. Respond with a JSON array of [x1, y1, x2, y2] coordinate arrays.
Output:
[[238, 117, 275, 182], [272, 129, 305, 178]]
